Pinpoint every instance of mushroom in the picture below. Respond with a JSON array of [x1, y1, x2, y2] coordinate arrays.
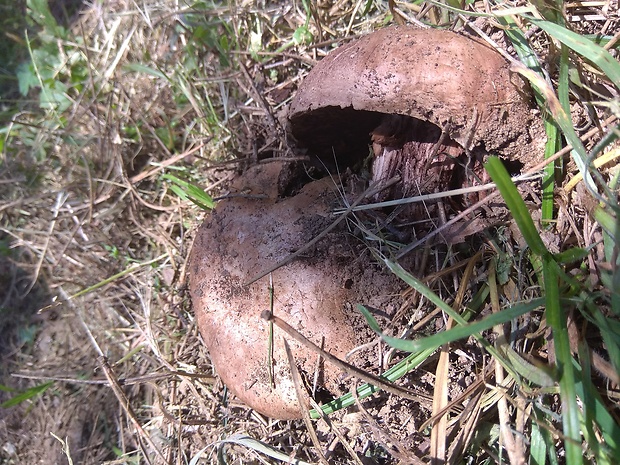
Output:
[[288, 25, 539, 201], [190, 163, 404, 419], [190, 26, 540, 419]]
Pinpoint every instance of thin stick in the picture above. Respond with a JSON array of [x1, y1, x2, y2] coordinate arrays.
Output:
[[308, 396, 365, 465], [129, 141, 209, 184], [98, 357, 168, 462], [11, 370, 215, 386], [25, 191, 67, 295], [283, 340, 330, 465], [262, 312, 421, 402], [239, 62, 279, 133]]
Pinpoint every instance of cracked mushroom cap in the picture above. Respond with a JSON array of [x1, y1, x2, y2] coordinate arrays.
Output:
[[288, 25, 536, 166]]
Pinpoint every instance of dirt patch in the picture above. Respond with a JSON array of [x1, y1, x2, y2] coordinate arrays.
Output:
[[0, 243, 116, 464]]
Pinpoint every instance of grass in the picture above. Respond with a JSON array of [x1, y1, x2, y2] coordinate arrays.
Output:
[[0, 0, 619, 464]]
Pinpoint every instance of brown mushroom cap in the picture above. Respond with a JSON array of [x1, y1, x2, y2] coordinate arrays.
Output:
[[288, 25, 535, 166], [190, 164, 402, 419]]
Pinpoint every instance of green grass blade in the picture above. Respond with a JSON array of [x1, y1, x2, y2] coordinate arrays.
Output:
[[500, 345, 555, 387], [380, 259, 470, 326], [0, 381, 53, 408], [540, 42, 570, 224], [529, 0, 565, 24], [577, 340, 611, 465], [497, 14, 559, 226], [509, 64, 605, 198], [542, 255, 583, 464], [309, 347, 435, 418], [358, 299, 543, 356], [573, 361, 620, 460], [498, 16, 542, 73], [526, 17, 620, 89], [592, 205, 620, 315], [123, 62, 168, 80], [486, 156, 583, 462], [586, 298, 620, 378], [381, 258, 528, 376], [532, 404, 561, 465], [529, 410, 547, 465], [542, 120, 561, 225], [485, 157, 547, 255], [309, 286, 486, 417], [593, 204, 617, 239], [162, 173, 215, 210], [553, 247, 591, 265], [558, 45, 570, 113]]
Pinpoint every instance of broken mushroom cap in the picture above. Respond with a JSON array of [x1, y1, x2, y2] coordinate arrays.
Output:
[[189, 163, 402, 419], [288, 25, 536, 166]]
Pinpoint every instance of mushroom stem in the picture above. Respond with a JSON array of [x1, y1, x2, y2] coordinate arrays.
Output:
[[370, 116, 465, 201]]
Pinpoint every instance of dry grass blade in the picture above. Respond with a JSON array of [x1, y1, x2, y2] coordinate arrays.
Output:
[[489, 260, 526, 465], [262, 311, 421, 402], [25, 192, 67, 295], [430, 315, 452, 465], [307, 397, 365, 465], [446, 386, 484, 464], [50, 433, 75, 465], [350, 381, 425, 465], [98, 357, 167, 463], [430, 252, 481, 464], [283, 339, 329, 465], [419, 367, 491, 433], [129, 141, 209, 184]]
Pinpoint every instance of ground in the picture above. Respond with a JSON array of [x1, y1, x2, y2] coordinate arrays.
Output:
[[0, 1, 619, 464]]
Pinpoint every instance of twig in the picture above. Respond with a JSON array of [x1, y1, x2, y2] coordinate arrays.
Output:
[[239, 61, 279, 133], [24, 191, 67, 295], [98, 356, 168, 462], [12, 370, 215, 386], [308, 396, 365, 465], [262, 312, 421, 402], [130, 141, 209, 184], [283, 340, 330, 465]]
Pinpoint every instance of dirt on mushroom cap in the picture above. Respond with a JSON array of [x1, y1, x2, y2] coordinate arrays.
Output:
[[189, 163, 406, 419]]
